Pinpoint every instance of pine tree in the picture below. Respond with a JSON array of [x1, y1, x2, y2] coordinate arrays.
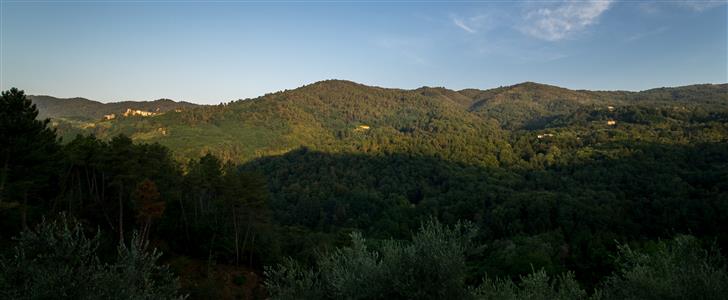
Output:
[[0, 88, 60, 229]]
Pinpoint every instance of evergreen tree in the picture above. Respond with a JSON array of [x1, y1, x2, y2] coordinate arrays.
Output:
[[0, 88, 60, 230]]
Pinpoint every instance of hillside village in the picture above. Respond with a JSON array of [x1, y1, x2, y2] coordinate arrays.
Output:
[[123, 108, 159, 117]]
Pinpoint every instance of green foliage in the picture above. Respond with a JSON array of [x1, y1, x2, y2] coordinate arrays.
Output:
[[265, 219, 477, 299], [600, 235, 728, 300], [0, 214, 185, 299], [55, 133, 183, 245], [161, 153, 273, 266], [0, 88, 61, 230], [93, 235, 183, 299], [472, 270, 586, 300], [0, 214, 100, 299], [267, 227, 728, 300], [265, 258, 326, 300]]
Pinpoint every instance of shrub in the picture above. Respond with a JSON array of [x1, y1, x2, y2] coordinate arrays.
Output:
[[599, 235, 728, 300], [0, 214, 185, 300]]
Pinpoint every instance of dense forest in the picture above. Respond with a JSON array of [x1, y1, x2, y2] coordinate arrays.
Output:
[[3, 80, 728, 299]]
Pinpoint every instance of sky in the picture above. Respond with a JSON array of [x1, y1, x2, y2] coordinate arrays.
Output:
[[0, 0, 726, 104]]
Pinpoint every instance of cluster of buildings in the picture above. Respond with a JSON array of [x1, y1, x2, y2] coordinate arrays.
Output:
[[123, 108, 158, 117], [102, 108, 160, 121]]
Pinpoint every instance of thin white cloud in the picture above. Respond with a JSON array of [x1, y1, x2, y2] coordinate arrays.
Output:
[[451, 14, 495, 34], [453, 17, 477, 33], [522, 0, 614, 41]]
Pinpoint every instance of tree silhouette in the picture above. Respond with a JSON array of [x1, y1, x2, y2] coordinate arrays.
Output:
[[0, 88, 60, 229]]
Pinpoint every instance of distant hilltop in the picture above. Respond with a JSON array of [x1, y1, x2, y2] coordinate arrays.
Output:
[[28, 96, 201, 120]]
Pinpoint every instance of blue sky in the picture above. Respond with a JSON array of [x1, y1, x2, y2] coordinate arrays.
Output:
[[1, 0, 726, 104]]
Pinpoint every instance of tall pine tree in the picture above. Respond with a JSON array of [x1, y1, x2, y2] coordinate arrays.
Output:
[[0, 88, 60, 230]]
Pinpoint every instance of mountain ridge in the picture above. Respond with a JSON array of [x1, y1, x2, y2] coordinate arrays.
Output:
[[32, 80, 728, 162], [30, 80, 728, 110], [29, 95, 203, 120]]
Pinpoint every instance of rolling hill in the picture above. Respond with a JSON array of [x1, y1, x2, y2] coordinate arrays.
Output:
[[34, 80, 728, 162]]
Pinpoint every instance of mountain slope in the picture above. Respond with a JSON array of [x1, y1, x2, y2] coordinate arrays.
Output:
[[465, 82, 604, 129], [82, 80, 508, 164], [39, 80, 728, 163], [459, 82, 728, 129]]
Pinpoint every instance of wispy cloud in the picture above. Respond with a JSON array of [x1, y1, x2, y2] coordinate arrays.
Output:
[[522, 0, 614, 41], [453, 17, 476, 33], [451, 14, 494, 34]]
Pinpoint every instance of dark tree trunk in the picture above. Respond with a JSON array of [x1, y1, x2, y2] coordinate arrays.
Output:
[[118, 183, 124, 243], [249, 231, 256, 266], [21, 191, 28, 230], [0, 155, 8, 205], [178, 196, 191, 247], [233, 206, 240, 265], [207, 232, 217, 276], [241, 213, 252, 265]]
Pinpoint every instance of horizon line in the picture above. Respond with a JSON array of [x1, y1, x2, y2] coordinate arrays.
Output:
[[18, 79, 728, 105]]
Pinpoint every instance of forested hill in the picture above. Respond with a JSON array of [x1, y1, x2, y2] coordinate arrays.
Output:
[[466, 82, 728, 128], [42, 80, 728, 162], [29, 95, 202, 120], [4, 81, 728, 298]]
